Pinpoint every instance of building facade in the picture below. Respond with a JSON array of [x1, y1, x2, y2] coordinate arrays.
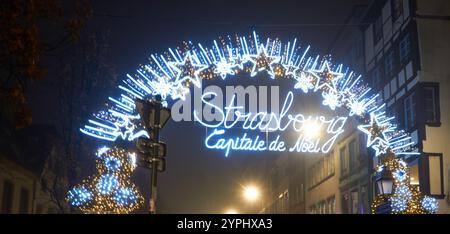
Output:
[[361, 0, 450, 213], [263, 152, 306, 214], [255, 0, 450, 214], [0, 157, 58, 214], [0, 124, 69, 214], [306, 130, 371, 214]]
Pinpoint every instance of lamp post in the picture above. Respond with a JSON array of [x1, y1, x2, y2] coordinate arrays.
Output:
[[242, 184, 263, 213], [376, 169, 394, 195], [135, 95, 171, 214]]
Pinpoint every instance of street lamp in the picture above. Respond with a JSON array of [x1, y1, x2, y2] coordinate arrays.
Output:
[[242, 185, 260, 203], [376, 169, 394, 195], [302, 120, 322, 138]]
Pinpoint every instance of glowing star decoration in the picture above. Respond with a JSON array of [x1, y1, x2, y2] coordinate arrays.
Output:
[[322, 91, 341, 110], [169, 52, 208, 88], [115, 117, 135, 141], [371, 154, 438, 214], [231, 54, 246, 70], [66, 147, 144, 214], [357, 113, 394, 156], [308, 61, 343, 93], [248, 44, 280, 79], [214, 59, 236, 79], [171, 83, 189, 101], [79, 32, 420, 158], [293, 72, 314, 93], [421, 196, 438, 213], [349, 100, 367, 116], [148, 76, 173, 100], [283, 62, 299, 78], [372, 139, 390, 156], [79, 33, 426, 213], [80, 111, 149, 142]]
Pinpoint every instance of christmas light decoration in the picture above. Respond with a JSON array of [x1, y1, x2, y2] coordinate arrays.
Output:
[[371, 154, 439, 214], [76, 32, 432, 213], [421, 196, 439, 213], [67, 147, 143, 214], [80, 32, 419, 157]]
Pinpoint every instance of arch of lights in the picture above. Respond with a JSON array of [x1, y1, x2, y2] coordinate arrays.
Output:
[[67, 32, 438, 214]]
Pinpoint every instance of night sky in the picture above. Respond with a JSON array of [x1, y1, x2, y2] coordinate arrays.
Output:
[[30, 0, 367, 213]]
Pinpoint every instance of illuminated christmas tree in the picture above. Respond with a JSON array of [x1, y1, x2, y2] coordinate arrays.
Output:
[[66, 147, 143, 214]]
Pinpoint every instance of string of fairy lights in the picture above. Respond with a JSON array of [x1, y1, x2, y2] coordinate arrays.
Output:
[[69, 32, 438, 214], [66, 147, 143, 214], [371, 153, 438, 214]]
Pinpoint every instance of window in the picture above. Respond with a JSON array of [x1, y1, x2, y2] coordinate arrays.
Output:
[[404, 93, 416, 130], [278, 190, 289, 214], [311, 196, 335, 214], [393, 103, 405, 129], [358, 133, 367, 160], [385, 51, 395, 75], [422, 85, 440, 124], [372, 66, 382, 90], [373, 16, 383, 43], [351, 190, 359, 214], [19, 187, 30, 213], [360, 185, 368, 214], [308, 153, 335, 188], [1, 180, 14, 213], [327, 196, 336, 214], [341, 193, 349, 214], [349, 139, 357, 171], [340, 147, 348, 175], [392, 0, 404, 21], [399, 34, 411, 62], [410, 163, 420, 187], [423, 153, 444, 197], [295, 184, 304, 203], [351, 37, 364, 62], [328, 151, 335, 175]]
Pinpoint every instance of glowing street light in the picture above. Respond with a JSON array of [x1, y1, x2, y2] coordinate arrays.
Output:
[[224, 208, 238, 214], [302, 119, 322, 138], [242, 185, 261, 203]]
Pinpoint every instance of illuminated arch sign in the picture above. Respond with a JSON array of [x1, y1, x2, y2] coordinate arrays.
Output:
[[80, 32, 419, 159], [195, 90, 349, 157]]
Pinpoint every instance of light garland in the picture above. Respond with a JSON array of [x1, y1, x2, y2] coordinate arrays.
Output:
[[67, 147, 143, 214], [79, 32, 419, 158], [75, 32, 436, 213], [371, 154, 438, 214]]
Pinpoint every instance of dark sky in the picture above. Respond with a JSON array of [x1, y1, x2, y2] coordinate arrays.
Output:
[[33, 0, 368, 213]]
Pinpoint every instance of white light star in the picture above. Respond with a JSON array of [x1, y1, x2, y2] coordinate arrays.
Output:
[[148, 76, 173, 100], [171, 83, 189, 100], [349, 100, 367, 116], [283, 62, 299, 78], [308, 61, 343, 93], [293, 72, 314, 93], [357, 113, 394, 156], [213, 59, 236, 79], [169, 52, 208, 88], [322, 91, 341, 110], [372, 139, 390, 156], [248, 44, 280, 79], [114, 117, 135, 141]]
